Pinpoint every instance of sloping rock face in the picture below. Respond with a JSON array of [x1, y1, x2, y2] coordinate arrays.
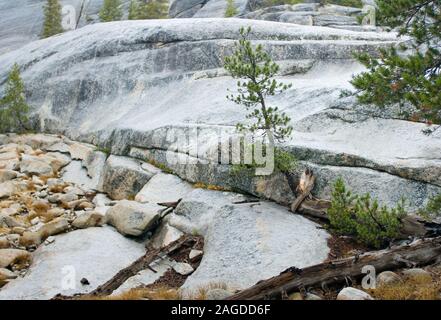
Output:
[[166, 188, 330, 290], [0, 227, 145, 300], [0, 18, 439, 210], [170, 0, 376, 32]]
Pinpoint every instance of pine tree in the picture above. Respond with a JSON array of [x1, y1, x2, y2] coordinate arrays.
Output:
[[349, 1, 441, 133], [41, 0, 64, 39], [99, 0, 123, 22], [224, 27, 293, 146], [137, 0, 169, 19], [128, 0, 140, 20], [0, 64, 30, 133], [225, 0, 238, 18], [224, 27, 296, 177]]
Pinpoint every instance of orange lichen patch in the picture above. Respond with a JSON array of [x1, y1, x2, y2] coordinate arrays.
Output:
[[193, 182, 230, 191]]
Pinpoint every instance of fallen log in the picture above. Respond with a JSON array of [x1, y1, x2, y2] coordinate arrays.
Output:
[[88, 235, 197, 297], [227, 236, 441, 300]]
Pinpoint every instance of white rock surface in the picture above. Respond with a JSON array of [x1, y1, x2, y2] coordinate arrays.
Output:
[[135, 173, 194, 204], [167, 188, 330, 290], [61, 161, 96, 191], [0, 227, 145, 300], [377, 271, 401, 286]]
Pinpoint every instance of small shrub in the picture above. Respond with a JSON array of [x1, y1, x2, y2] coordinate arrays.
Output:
[[0, 63, 30, 133], [418, 194, 441, 220], [230, 145, 297, 177], [225, 0, 238, 17], [147, 159, 174, 174], [328, 178, 407, 248]]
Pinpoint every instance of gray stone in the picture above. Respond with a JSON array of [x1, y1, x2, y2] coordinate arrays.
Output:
[[0, 227, 145, 300], [83, 150, 107, 192], [72, 211, 106, 229], [173, 262, 194, 276], [58, 192, 78, 203], [150, 223, 184, 249], [0, 213, 25, 228], [106, 200, 162, 236], [189, 249, 203, 260], [93, 193, 112, 207], [337, 287, 374, 300], [402, 268, 431, 280], [37, 218, 70, 238], [0, 181, 18, 199], [377, 271, 401, 286], [0, 170, 17, 183], [135, 173, 194, 204], [102, 156, 156, 200], [20, 154, 53, 176]]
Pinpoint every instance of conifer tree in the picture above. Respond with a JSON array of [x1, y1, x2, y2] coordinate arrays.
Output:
[[128, 0, 140, 20], [0, 64, 30, 133], [224, 27, 296, 177], [350, 1, 441, 133], [225, 0, 238, 18], [41, 0, 64, 39], [137, 0, 169, 19], [224, 27, 293, 146], [99, 0, 123, 22]]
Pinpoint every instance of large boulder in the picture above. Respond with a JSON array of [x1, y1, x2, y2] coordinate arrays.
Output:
[[0, 227, 145, 300], [106, 200, 163, 236], [166, 188, 330, 290], [101, 156, 156, 200]]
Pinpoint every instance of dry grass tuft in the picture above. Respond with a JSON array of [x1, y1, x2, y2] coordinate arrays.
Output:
[[26, 181, 36, 192], [193, 182, 230, 192], [82, 287, 182, 300], [0, 227, 11, 235], [48, 183, 68, 193], [369, 274, 441, 300], [187, 282, 229, 300], [31, 201, 50, 214]]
